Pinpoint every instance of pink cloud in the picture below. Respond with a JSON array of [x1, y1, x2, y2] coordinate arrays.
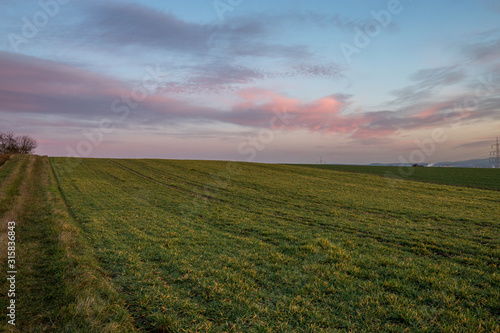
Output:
[[0, 52, 211, 124], [228, 88, 377, 137], [235, 87, 300, 108], [413, 101, 454, 120], [0, 55, 123, 99]]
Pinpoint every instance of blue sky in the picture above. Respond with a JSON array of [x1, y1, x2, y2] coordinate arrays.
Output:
[[0, 0, 499, 164]]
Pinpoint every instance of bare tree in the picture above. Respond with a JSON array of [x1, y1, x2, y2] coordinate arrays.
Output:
[[0, 132, 17, 154], [0, 132, 38, 154], [0, 132, 4, 154], [17, 135, 38, 154]]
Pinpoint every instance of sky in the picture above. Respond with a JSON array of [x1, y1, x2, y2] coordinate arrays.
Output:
[[0, 0, 499, 164]]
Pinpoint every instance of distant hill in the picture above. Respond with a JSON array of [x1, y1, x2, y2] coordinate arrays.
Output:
[[433, 158, 493, 168], [369, 158, 495, 168]]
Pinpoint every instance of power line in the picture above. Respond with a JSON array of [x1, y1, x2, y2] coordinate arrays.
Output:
[[490, 137, 500, 168]]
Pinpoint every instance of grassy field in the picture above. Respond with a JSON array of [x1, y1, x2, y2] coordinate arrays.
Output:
[[297, 164, 500, 191], [1, 155, 499, 332], [0, 155, 135, 332]]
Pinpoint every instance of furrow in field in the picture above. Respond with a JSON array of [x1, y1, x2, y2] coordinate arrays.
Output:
[[108, 159, 272, 216], [116, 159, 218, 191], [0, 155, 32, 271], [112, 158, 248, 206], [0, 155, 21, 188], [0, 155, 29, 214], [109, 159, 215, 201]]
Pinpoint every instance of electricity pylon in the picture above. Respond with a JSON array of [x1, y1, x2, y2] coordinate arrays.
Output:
[[491, 137, 500, 168]]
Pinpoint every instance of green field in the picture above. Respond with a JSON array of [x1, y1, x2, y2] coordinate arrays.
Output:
[[1, 155, 499, 332], [297, 164, 500, 191]]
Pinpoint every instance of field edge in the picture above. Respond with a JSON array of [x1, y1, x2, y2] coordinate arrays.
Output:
[[292, 164, 500, 191], [1, 155, 137, 332]]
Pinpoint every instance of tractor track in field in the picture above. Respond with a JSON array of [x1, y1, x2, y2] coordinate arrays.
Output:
[[108, 160, 288, 218], [0, 155, 25, 192], [110, 160, 469, 231], [117, 159, 310, 212], [123, 159, 217, 192], [109, 160, 217, 202], [0, 155, 30, 216]]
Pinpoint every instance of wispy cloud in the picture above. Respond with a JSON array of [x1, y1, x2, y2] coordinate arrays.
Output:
[[389, 65, 467, 106], [40, 2, 345, 97], [409, 66, 466, 88], [454, 139, 496, 149], [156, 62, 343, 94], [69, 1, 310, 60], [0, 52, 123, 117], [457, 27, 500, 66], [463, 39, 500, 64], [0, 51, 214, 126]]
